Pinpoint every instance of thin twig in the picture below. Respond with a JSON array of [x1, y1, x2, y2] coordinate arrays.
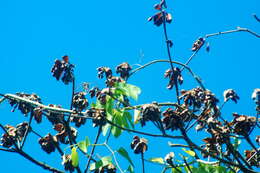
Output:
[[181, 27, 260, 72], [182, 156, 192, 173], [104, 143, 124, 173], [0, 148, 16, 153], [84, 126, 102, 173], [0, 97, 6, 105], [141, 152, 145, 173], [17, 149, 64, 173], [253, 14, 260, 22], [21, 113, 34, 148], [105, 118, 183, 139], [130, 59, 205, 90], [168, 142, 189, 148], [162, 10, 180, 105], [205, 27, 260, 38]]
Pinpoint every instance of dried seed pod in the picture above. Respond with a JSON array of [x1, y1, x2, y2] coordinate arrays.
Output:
[[38, 133, 58, 154], [8, 93, 42, 115], [116, 62, 132, 80], [223, 89, 239, 103], [62, 154, 75, 172], [164, 68, 183, 90], [252, 88, 260, 105], [106, 76, 124, 87], [140, 103, 161, 127], [0, 125, 17, 148], [71, 115, 86, 128], [51, 55, 75, 84], [164, 152, 174, 165], [62, 63, 75, 85], [130, 136, 148, 154], [191, 37, 205, 51], [97, 67, 112, 79], [32, 106, 43, 123], [201, 137, 219, 158], [96, 88, 111, 105], [72, 92, 88, 112], [54, 123, 77, 144], [89, 87, 100, 98], [15, 122, 29, 141], [231, 113, 257, 136], [162, 108, 183, 131], [47, 104, 65, 125]]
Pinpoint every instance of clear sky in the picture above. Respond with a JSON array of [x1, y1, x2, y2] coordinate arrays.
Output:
[[0, 0, 259, 172]]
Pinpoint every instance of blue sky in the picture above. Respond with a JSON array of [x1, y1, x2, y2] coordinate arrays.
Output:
[[0, 0, 259, 172]]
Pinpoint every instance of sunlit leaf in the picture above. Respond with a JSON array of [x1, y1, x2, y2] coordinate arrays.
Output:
[[101, 156, 112, 166], [117, 147, 134, 166], [111, 116, 122, 138], [134, 109, 140, 124], [71, 147, 79, 167], [116, 82, 141, 100], [89, 160, 103, 171], [102, 123, 111, 136], [149, 157, 164, 164], [77, 136, 90, 153], [182, 148, 195, 157], [124, 111, 134, 129]]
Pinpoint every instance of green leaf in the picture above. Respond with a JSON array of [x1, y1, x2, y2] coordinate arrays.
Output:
[[89, 156, 112, 171], [111, 110, 123, 137], [105, 95, 114, 114], [78, 141, 87, 153], [89, 160, 103, 171], [101, 156, 112, 166], [71, 147, 79, 167], [116, 83, 141, 100], [127, 165, 134, 173], [134, 109, 140, 124], [117, 147, 134, 166], [172, 167, 182, 173], [149, 157, 165, 164], [102, 123, 111, 136], [182, 148, 195, 157], [124, 111, 134, 129], [77, 136, 90, 153], [111, 119, 122, 138]]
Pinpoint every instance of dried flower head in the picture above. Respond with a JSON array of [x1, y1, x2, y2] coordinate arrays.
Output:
[[72, 92, 88, 112], [139, 103, 161, 127], [191, 38, 205, 51], [130, 136, 148, 154], [54, 123, 77, 144], [164, 67, 183, 90], [116, 62, 132, 80], [47, 104, 65, 125], [252, 88, 260, 105], [86, 109, 107, 127], [162, 108, 187, 131], [223, 89, 239, 103], [62, 154, 75, 172], [148, 12, 172, 27], [51, 55, 75, 84], [231, 113, 257, 136], [38, 133, 58, 154], [9, 93, 42, 115], [97, 67, 112, 79], [164, 152, 174, 165]]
